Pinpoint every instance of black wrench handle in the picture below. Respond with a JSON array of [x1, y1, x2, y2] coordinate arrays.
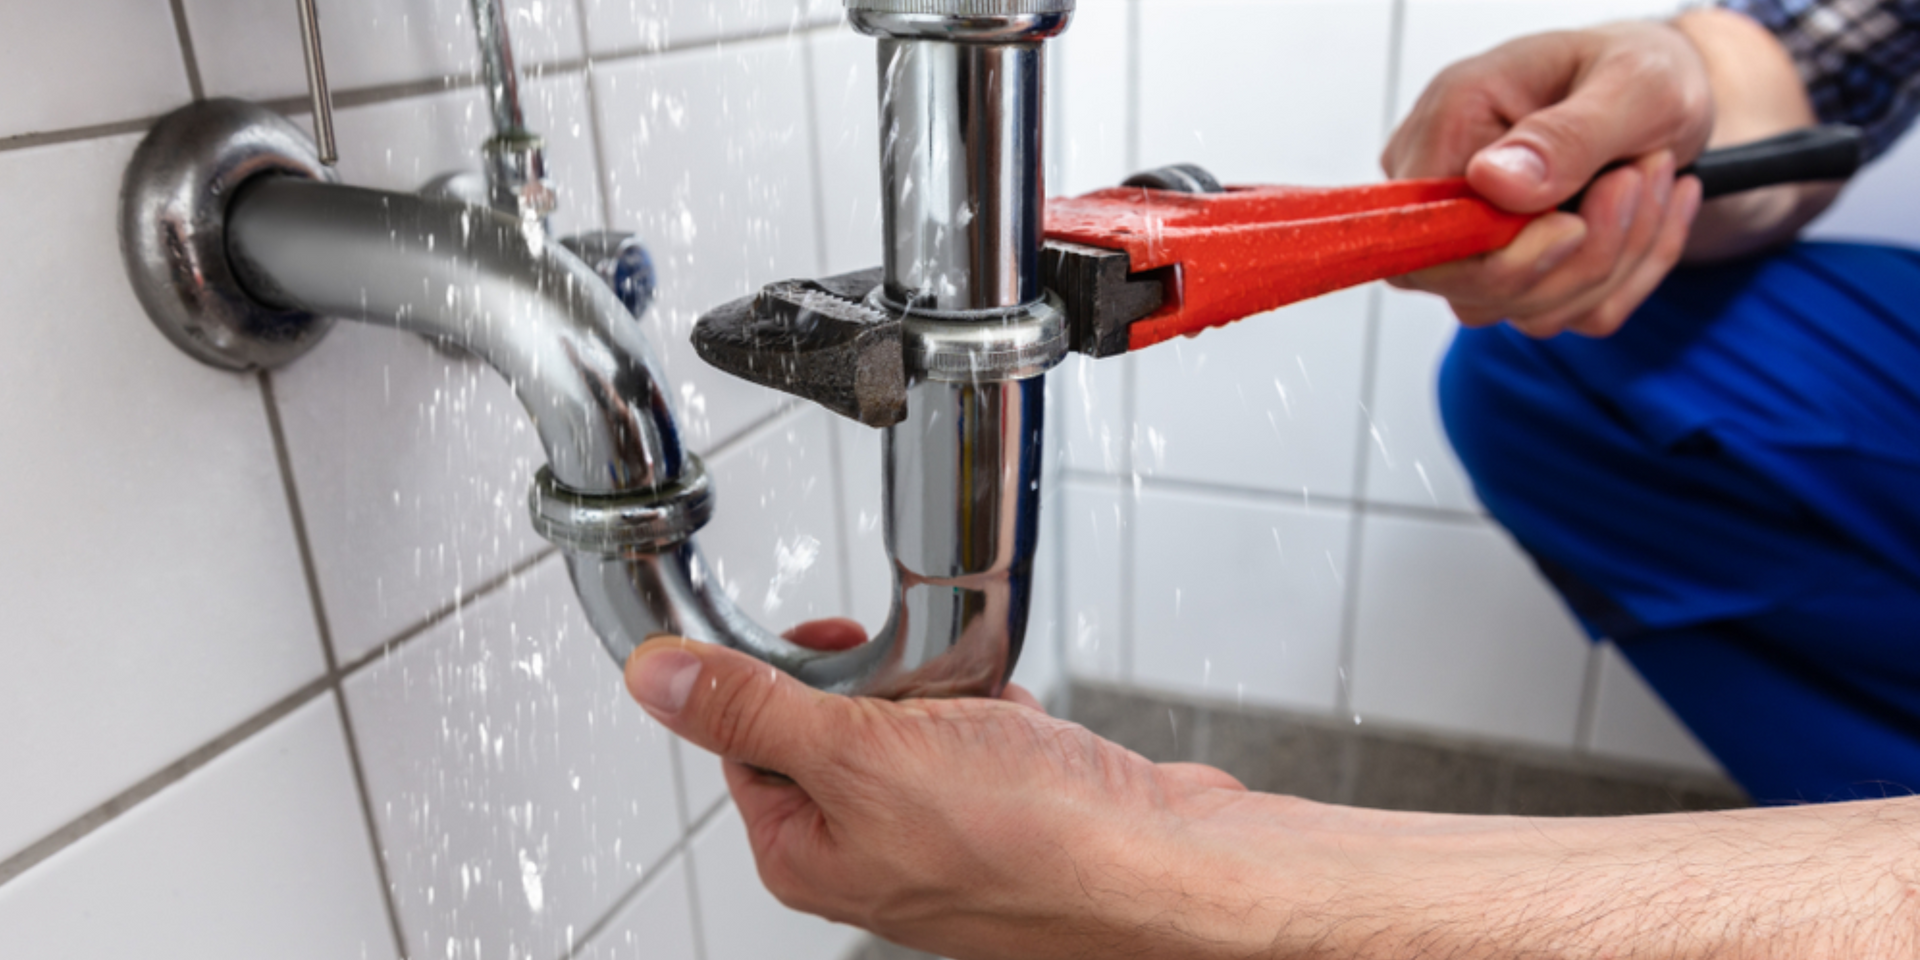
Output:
[[1559, 124, 1864, 212]]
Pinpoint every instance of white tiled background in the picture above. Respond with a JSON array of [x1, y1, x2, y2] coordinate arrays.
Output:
[[3, 0, 1916, 956]]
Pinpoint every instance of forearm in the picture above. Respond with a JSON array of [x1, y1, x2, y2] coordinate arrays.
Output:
[[1674, 8, 1846, 262], [1153, 795, 1920, 959]]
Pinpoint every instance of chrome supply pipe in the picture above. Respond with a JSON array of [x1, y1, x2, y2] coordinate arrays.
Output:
[[469, 0, 555, 222], [471, 0, 527, 139]]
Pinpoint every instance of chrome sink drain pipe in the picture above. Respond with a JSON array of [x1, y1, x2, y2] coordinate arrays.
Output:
[[846, 0, 1075, 697]]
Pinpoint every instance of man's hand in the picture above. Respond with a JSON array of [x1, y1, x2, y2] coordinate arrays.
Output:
[[627, 633, 1920, 959], [1382, 20, 1713, 337], [624, 633, 1253, 960]]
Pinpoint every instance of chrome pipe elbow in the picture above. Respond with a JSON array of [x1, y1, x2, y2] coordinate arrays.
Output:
[[225, 175, 682, 497]]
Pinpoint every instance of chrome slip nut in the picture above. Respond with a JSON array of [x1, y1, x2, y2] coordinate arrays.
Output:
[[529, 459, 716, 554], [885, 291, 1070, 384], [847, 0, 1074, 41], [845, 0, 1074, 13]]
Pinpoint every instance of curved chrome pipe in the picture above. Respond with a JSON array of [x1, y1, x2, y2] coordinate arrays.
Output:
[[228, 177, 674, 496], [225, 174, 1038, 697]]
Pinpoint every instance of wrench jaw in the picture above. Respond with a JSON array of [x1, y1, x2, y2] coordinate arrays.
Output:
[[692, 268, 908, 428]]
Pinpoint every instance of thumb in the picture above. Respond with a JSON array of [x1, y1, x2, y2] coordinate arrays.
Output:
[[1469, 63, 1697, 213], [625, 636, 837, 778]]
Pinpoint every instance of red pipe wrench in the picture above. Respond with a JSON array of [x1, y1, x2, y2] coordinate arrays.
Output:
[[1042, 125, 1864, 358]]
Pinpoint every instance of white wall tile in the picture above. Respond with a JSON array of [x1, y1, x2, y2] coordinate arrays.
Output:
[[1060, 479, 1128, 681], [692, 806, 866, 960], [1587, 642, 1724, 774], [1351, 514, 1591, 748], [1134, 288, 1372, 500], [1397, 0, 1683, 127], [699, 407, 849, 633], [1019, 504, 1067, 703], [581, 0, 803, 56], [1132, 488, 1349, 712], [275, 326, 548, 663], [675, 739, 734, 828], [0, 135, 324, 863], [1054, 0, 1132, 196], [799, 0, 848, 28], [593, 38, 822, 450], [187, 0, 582, 102], [0, 697, 395, 960], [0, 0, 191, 137], [347, 559, 683, 960], [1139, 0, 1393, 187], [834, 416, 894, 635], [326, 73, 604, 237], [1057, 353, 1131, 477], [667, 407, 850, 818], [576, 853, 701, 960], [1365, 289, 1481, 513], [808, 30, 884, 275]]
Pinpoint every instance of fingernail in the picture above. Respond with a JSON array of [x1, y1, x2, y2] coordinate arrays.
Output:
[[1480, 143, 1548, 187], [1535, 228, 1585, 274], [1617, 173, 1643, 234], [634, 650, 701, 716], [1681, 177, 1704, 221], [1652, 154, 1675, 209]]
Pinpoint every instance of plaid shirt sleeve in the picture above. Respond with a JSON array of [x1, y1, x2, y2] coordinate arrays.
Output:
[[1719, 0, 1920, 161]]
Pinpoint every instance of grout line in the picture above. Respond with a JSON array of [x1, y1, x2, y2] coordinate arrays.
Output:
[[823, 418, 859, 616], [1117, 354, 1138, 682], [571, 0, 621, 235], [1124, 0, 1141, 173], [1573, 641, 1608, 754], [561, 790, 734, 960], [0, 117, 157, 154], [258, 23, 848, 121], [1059, 467, 1488, 527], [1332, 0, 1406, 723], [798, 32, 835, 279], [0, 444, 562, 897], [1049, 390, 1074, 719], [0, 675, 332, 887], [339, 547, 561, 678], [555, 847, 686, 960], [668, 741, 696, 832], [1335, 285, 1388, 718], [257, 373, 340, 671], [1381, 0, 1409, 140], [681, 850, 714, 960], [686, 797, 734, 960], [700, 399, 807, 465], [167, 0, 206, 102], [258, 373, 410, 958], [0, 21, 845, 159]]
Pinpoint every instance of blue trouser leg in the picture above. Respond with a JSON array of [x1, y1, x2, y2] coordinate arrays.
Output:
[[1437, 242, 1920, 804]]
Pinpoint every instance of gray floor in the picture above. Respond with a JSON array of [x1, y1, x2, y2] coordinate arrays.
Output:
[[847, 681, 1749, 959], [1065, 681, 1748, 816]]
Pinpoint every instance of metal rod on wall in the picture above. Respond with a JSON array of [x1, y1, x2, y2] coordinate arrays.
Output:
[[294, 0, 338, 165]]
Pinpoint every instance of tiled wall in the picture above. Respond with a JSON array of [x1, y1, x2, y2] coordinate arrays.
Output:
[[3, 1, 1916, 957]]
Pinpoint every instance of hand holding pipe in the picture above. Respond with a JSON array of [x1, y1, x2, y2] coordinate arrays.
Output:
[[1045, 125, 1866, 357]]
